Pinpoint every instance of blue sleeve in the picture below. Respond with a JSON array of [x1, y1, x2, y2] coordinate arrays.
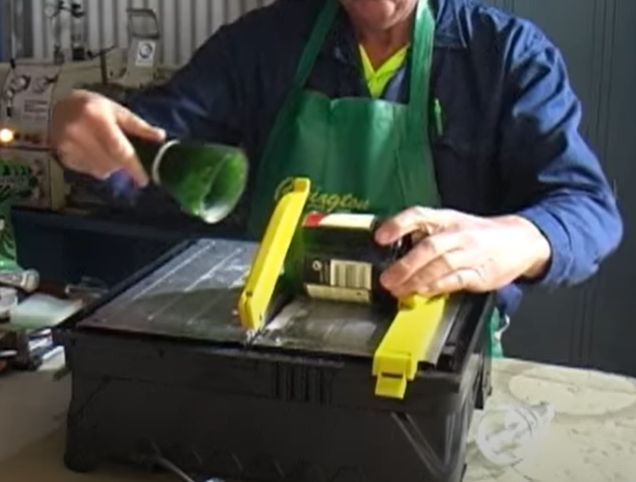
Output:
[[104, 3, 288, 198], [124, 0, 305, 143], [104, 0, 306, 198], [103, 24, 246, 199], [498, 24, 623, 287], [125, 25, 245, 144]]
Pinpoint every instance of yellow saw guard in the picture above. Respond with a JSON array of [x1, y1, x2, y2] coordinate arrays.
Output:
[[238, 178, 310, 331], [373, 294, 448, 399], [238, 176, 447, 399]]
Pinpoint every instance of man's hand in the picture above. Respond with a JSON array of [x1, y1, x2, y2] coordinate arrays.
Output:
[[375, 207, 552, 297], [51, 89, 166, 186]]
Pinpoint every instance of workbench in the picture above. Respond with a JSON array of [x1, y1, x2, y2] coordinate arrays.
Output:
[[1, 354, 636, 482]]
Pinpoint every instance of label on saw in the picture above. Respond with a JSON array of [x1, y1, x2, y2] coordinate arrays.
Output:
[[304, 256, 373, 304], [305, 284, 371, 304]]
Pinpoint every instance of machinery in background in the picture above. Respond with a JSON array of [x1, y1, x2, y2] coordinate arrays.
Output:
[[44, 0, 89, 64], [0, 7, 176, 374], [0, 7, 170, 211], [120, 7, 162, 89]]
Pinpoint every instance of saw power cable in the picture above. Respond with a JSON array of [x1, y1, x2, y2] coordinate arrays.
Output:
[[153, 455, 222, 482]]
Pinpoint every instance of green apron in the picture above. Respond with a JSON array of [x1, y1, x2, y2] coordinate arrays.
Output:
[[245, 0, 505, 357], [247, 0, 440, 236]]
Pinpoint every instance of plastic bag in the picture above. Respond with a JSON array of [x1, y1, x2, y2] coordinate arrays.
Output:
[[476, 401, 555, 466]]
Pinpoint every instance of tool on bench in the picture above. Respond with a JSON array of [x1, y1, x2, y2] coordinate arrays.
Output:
[[54, 170, 494, 482], [239, 177, 450, 398]]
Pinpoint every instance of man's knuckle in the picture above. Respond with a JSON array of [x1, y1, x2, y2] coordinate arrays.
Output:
[[410, 270, 426, 286], [108, 144, 125, 160], [454, 271, 468, 289], [460, 229, 479, 246], [423, 237, 443, 256], [108, 138, 133, 160], [395, 259, 414, 277], [82, 99, 103, 118], [474, 265, 488, 282], [428, 280, 442, 293], [59, 124, 79, 142], [406, 246, 428, 270], [440, 253, 457, 271], [412, 205, 427, 216]]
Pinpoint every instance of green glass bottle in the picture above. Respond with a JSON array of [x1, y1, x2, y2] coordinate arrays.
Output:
[[131, 136, 248, 224]]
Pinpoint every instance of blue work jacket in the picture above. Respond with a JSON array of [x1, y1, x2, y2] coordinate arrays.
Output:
[[121, 0, 623, 315]]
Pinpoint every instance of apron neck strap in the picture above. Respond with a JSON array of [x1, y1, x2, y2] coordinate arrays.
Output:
[[408, 0, 435, 111], [285, 0, 435, 122], [287, 0, 339, 99]]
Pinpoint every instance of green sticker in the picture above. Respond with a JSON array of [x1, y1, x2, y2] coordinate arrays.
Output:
[[0, 159, 37, 273]]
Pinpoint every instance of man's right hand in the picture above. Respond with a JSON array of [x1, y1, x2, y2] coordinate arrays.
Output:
[[50, 89, 166, 187]]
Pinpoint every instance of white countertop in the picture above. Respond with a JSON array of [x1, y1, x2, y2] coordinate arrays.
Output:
[[1, 355, 636, 482]]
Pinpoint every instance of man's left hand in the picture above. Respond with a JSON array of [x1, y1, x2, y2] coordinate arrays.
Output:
[[375, 207, 552, 297]]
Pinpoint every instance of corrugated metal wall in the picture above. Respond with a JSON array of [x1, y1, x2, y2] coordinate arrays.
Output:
[[29, 0, 274, 65], [2, 0, 31, 60]]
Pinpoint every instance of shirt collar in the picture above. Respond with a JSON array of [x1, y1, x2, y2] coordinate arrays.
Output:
[[324, 0, 468, 64]]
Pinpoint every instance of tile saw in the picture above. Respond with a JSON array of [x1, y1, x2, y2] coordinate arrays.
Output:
[[54, 177, 495, 482]]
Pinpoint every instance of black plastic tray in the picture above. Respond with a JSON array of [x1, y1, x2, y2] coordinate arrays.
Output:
[[54, 239, 494, 482]]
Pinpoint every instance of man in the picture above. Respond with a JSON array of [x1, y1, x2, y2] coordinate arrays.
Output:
[[50, 0, 622, 321]]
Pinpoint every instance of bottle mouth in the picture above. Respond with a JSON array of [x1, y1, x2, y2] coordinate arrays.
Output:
[[198, 149, 248, 223], [159, 141, 248, 224]]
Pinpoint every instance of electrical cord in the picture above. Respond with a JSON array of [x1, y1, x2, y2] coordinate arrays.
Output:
[[152, 455, 222, 482], [153, 456, 196, 482]]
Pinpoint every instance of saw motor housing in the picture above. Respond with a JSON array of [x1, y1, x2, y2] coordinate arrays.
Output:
[[239, 178, 451, 399]]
